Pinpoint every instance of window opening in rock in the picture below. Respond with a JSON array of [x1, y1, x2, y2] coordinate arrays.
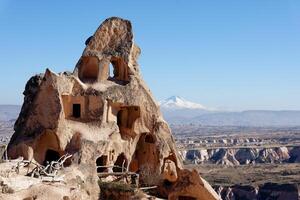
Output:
[[43, 149, 60, 166], [109, 62, 114, 78], [116, 106, 140, 139], [79, 56, 99, 83], [113, 153, 128, 172], [110, 59, 119, 79], [73, 104, 81, 118], [145, 134, 155, 143], [107, 57, 130, 83], [96, 155, 108, 173]]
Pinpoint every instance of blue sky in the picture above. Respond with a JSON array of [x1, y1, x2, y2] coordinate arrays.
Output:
[[0, 0, 299, 110]]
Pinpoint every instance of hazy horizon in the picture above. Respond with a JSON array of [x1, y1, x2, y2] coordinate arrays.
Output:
[[0, 1, 299, 110], [2, 99, 300, 112]]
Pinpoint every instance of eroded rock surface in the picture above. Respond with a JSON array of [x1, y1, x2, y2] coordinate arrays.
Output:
[[215, 183, 299, 200], [181, 146, 300, 166], [4, 17, 220, 200]]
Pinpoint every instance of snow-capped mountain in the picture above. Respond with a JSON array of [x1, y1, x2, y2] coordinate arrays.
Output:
[[159, 96, 300, 126], [159, 96, 212, 123], [159, 96, 207, 110]]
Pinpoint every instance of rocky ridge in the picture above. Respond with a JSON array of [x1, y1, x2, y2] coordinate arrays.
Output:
[[181, 146, 300, 166]]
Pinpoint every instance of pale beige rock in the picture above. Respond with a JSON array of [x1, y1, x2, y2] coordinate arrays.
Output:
[[6, 17, 220, 200]]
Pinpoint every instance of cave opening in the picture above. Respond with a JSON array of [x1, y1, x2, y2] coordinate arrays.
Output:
[[96, 155, 108, 173], [129, 133, 160, 186], [116, 106, 140, 139], [73, 104, 81, 118], [163, 179, 173, 188], [79, 56, 100, 83], [113, 153, 128, 172], [43, 149, 60, 166], [145, 134, 155, 143]]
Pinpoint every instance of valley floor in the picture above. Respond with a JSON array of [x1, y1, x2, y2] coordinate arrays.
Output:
[[186, 163, 300, 187]]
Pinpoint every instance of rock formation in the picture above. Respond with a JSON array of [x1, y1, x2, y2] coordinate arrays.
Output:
[[5, 17, 220, 200], [181, 146, 300, 166], [215, 183, 299, 200]]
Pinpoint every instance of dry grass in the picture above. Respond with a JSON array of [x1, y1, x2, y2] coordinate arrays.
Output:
[[98, 181, 135, 193]]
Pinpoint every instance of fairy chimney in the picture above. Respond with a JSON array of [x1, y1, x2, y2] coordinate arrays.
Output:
[[7, 17, 219, 200]]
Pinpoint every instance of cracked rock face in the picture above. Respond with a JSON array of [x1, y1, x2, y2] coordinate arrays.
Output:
[[7, 17, 219, 200]]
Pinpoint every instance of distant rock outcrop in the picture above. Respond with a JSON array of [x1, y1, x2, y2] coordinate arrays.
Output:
[[4, 17, 219, 200], [215, 183, 299, 200], [181, 146, 300, 166]]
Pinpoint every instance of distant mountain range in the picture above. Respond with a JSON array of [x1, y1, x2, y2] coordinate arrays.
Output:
[[159, 96, 300, 126]]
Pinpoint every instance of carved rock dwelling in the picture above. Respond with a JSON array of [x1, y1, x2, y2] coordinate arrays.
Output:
[[6, 17, 219, 200]]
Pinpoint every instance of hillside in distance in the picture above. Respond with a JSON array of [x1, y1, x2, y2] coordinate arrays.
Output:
[[1, 99, 300, 127], [0, 105, 21, 121], [160, 96, 300, 126]]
